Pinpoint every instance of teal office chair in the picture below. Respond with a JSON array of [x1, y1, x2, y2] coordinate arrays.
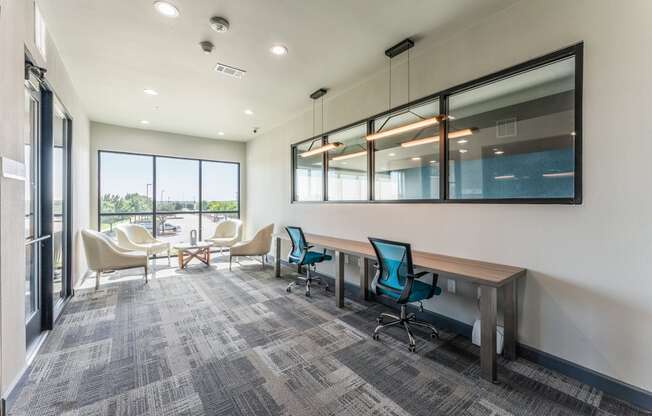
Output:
[[286, 226, 332, 297], [369, 237, 442, 352]]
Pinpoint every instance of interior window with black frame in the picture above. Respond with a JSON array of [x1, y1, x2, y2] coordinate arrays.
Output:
[[327, 124, 368, 201], [294, 138, 324, 201], [372, 99, 440, 200], [447, 56, 577, 200]]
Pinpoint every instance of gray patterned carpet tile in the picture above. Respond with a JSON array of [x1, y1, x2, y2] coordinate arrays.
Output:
[[8, 257, 650, 416]]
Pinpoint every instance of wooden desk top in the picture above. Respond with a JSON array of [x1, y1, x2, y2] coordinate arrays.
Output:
[[276, 233, 526, 287]]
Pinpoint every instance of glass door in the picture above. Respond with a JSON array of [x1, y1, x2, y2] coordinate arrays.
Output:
[[24, 82, 47, 346], [52, 99, 72, 319]]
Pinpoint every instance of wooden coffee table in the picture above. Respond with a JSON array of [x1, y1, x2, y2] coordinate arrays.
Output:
[[174, 241, 213, 269]]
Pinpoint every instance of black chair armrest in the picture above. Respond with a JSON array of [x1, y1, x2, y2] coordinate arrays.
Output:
[[408, 271, 430, 279]]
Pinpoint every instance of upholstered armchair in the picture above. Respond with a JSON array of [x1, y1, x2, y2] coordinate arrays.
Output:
[[207, 219, 243, 254], [115, 224, 170, 265], [229, 224, 274, 270], [81, 229, 148, 290]]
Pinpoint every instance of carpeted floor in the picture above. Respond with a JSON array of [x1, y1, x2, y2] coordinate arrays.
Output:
[[8, 257, 649, 416]]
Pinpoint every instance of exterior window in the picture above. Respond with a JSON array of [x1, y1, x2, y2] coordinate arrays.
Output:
[[156, 157, 199, 212], [447, 57, 576, 200], [34, 4, 47, 60], [327, 124, 368, 201], [99, 153, 153, 214], [98, 151, 240, 244], [373, 99, 440, 200], [294, 139, 324, 201]]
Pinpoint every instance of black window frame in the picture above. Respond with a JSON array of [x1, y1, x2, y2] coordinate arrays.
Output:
[[97, 150, 241, 241], [290, 42, 583, 205]]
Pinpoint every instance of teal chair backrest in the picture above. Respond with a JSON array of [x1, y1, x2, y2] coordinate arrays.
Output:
[[369, 238, 413, 292], [286, 226, 307, 260]]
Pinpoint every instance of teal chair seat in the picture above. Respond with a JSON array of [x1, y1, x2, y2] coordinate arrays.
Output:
[[377, 279, 442, 303], [289, 251, 332, 265]]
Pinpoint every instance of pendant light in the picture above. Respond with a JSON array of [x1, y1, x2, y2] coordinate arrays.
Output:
[[366, 38, 443, 142], [299, 89, 341, 158]]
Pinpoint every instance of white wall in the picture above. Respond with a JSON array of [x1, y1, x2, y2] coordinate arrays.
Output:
[[246, 0, 652, 392], [0, 0, 91, 395], [90, 122, 247, 230]]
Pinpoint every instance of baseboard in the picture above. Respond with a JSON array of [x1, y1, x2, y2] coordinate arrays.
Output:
[[517, 344, 651, 411], [278, 259, 652, 411]]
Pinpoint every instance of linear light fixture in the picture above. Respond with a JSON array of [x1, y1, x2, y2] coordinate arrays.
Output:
[[494, 174, 516, 180], [300, 142, 342, 158], [448, 128, 476, 139], [400, 135, 438, 148], [331, 150, 367, 161], [543, 171, 574, 178], [400, 128, 475, 148], [366, 116, 439, 142]]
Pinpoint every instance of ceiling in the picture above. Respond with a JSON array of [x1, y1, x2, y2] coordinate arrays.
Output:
[[38, 0, 520, 142]]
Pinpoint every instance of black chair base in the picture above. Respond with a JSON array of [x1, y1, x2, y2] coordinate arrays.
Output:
[[372, 304, 439, 352], [286, 265, 329, 297]]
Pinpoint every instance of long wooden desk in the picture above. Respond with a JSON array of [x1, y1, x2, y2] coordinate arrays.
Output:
[[274, 233, 526, 383]]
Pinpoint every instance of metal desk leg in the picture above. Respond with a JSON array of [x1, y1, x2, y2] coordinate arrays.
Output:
[[480, 285, 498, 383], [359, 257, 370, 301], [335, 251, 345, 308], [503, 280, 517, 360], [274, 237, 281, 278]]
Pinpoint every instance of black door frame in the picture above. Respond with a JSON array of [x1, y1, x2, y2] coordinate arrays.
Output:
[[39, 88, 74, 329]]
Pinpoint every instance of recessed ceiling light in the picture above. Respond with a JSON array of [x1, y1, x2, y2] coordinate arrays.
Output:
[[388, 153, 396, 157], [411, 157, 421, 161], [218, 131, 225, 136], [144, 89, 158, 96], [459, 149, 468, 154], [140, 120, 150, 125], [270, 45, 288, 56], [153, 1, 179, 17], [494, 150, 505, 155], [457, 139, 468, 144], [429, 160, 435, 163], [244, 109, 253, 115]]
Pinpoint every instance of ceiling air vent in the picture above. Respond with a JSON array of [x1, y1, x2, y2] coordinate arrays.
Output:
[[214, 63, 246, 79], [496, 117, 517, 138]]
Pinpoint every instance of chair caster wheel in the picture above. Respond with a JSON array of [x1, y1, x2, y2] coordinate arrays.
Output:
[[323, 285, 329, 292], [305, 292, 311, 297], [431, 331, 439, 340], [286, 287, 292, 293], [408, 345, 416, 353], [372, 333, 380, 341], [376, 317, 383, 324]]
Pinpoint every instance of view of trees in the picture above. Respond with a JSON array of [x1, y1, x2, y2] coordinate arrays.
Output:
[[100, 193, 237, 214]]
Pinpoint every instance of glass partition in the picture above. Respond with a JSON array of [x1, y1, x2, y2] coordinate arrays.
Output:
[[289, 44, 581, 204], [447, 57, 576, 200], [373, 99, 440, 200], [294, 139, 324, 201], [327, 124, 368, 201]]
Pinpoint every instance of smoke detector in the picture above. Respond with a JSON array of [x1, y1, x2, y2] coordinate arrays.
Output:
[[210, 16, 230, 33], [199, 41, 214, 55], [214, 62, 246, 79]]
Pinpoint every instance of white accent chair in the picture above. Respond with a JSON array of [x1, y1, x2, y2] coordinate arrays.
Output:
[[81, 229, 148, 290], [229, 224, 274, 271], [115, 224, 171, 267], [207, 219, 243, 254]]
